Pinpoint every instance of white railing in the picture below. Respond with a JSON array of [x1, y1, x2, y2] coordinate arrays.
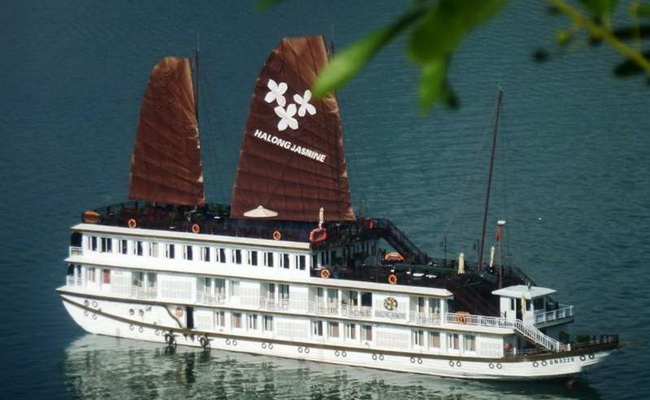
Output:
[[534, 305, 574, 325], [409, 311, 441, 325], [69, 246, 82, 257], [196, 291, 226, 305], [309, 302, 340, 316], [66, 276, 82, 286], [514, 319, 564, 352], [259, 297, 291, 311], [340, 305, 372, 319], [131, 285, 157, 299]]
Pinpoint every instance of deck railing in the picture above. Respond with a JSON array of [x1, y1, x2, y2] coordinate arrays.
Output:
[[131, 285, 157, 299], [196, 291, 226, 305], [69, 246, 82, 257], [534, 305, 574, 324], [66, 276, 82, 286]]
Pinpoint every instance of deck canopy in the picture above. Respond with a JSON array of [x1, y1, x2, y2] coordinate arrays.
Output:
[[492, 285, 556, 300]]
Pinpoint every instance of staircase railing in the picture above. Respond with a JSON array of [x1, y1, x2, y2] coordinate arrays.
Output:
[[513, 319, 565, 352], [373, 218, 428, 264]]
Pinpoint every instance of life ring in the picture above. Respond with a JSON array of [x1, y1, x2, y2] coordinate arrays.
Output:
[[320, 269, 331, 279], [199, 336, 210, 348], [174, 307, 184, 318], [273, 230, 281, 241], [454, 312, 469, 324], [387, 274, 398, 285], [127, 218, 137, 228], [191, 223, 200, 234], [309, 227, 328, 243]]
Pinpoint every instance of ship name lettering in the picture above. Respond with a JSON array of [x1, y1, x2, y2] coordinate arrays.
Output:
[[253, 129, 326, 163]]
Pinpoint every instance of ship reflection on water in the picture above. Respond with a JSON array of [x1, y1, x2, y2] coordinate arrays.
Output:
[[64, 335, 603, 400]]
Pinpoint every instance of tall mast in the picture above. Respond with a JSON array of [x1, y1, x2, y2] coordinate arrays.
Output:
[[194, 35, 200, 124], [477, 88, 503, 271]]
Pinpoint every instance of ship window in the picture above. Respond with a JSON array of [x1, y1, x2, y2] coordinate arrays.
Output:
[[232, 313, 242, 329], [230, 280, 240, 297], [132, 271, 144, 287], [361, 292, 372, 307], [312, 321, 324, 337], [102, 269, 111, 284], [428, 332, 440, 348], [417, 297, 426, 313], [231, 249, 241, 264], [215, 279, 226, 298], [345, 323, 357, 340], [264, 252, 274, 267], [297, 255, 306, 270], [165, 244, 175, 259], [86, 267, 97, 282], [361, 325, 372, 341], [184, 245, 193, 260], [447, 333, 460, 350], [464, 335, 476, 351], [346, 290, 359, 307], [249, 251, 258, 266], [328, 322, 340, 338], [201, 247, 210, 262], [247, 314, 258, 330], [118, 240, 127, 254], [100, 237, 112, 253], [218, 248, 226, 263], [280, 254, 290, 269], [149, 242, 159, 258], [265, 283, 276, 299], [413, 330, 424, 346], [70, 232, 82, 247], [263, 315, 273, 332], [134, 241, 143, 256], [279, 284, 290, 300], [90, 236, 98, 251], [215, 311, 225, 327]]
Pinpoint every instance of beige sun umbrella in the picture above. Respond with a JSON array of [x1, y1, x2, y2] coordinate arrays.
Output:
[[489, 246, 495, 268], [243, 205, 278, 218]]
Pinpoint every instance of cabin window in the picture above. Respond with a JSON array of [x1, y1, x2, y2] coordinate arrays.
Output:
[[361, 325, 373, 341], [281, 254, 290, 269], [249, 251, 258, 266], [134, 241, 143, 256], [346, 291, 359, 307], [101, 237, 112, 253], [417, 297, 426, 313], [184, 245, 193, 260], [247, 314, 258, 330], [429, 298, 441, 315], [327, 288, 338, 306], [345, 323, 357, 340], [90, 236, 98, 251], [279, 284, 290, 300], [413, 330, 424, 347], [264, 283, 276, 300], [149, 242, 159, 258], [534, 297, 545, 310], [132, 271, 144, 287], [230, 280, 240, 297], [201, 247, 210, 262], [361, 292, 372, 307], [218, 248, 226, 263], [297, 255, 306, 270], [232, 313, 242, 329], [464, 335, 476, 352], [447, 333, 460, 350], [86, 267, 97, 282], [102, 269, 111, 284], [264, 252, 274, 267], [232, 249, 242, 265], [165, 244, 175, 259], [119, 239, 128, 254], [215, 311, 225, 327], [429, 332, 440, 348], [215, 278, 226, 298], [312, 321, 324, 337], [328, 322, 340, 338], [263, 315, 273, 332]]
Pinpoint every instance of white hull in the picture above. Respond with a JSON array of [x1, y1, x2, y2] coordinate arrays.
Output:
[[60, 291, 611, 381]]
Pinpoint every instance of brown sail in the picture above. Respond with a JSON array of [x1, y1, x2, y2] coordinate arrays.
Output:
[[128, 57, 205, 206], [231, 36, 355, 222]]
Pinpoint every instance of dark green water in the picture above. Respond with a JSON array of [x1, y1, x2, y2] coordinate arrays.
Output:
[[1, 1, 648, 399]]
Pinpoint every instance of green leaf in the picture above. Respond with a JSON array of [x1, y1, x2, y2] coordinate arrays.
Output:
[[312, 8, 426, 98], [408, 0, 509, 63], [419, 58, 447, 112], [256, 0, 287, 12], [579, 0, 619, 16]]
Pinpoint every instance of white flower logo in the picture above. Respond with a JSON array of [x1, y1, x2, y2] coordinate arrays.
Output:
[[264, 79, 316, 132], [294, 90, 316, 117], [274, 104, 298, 131], [264, 79, 287, 107]]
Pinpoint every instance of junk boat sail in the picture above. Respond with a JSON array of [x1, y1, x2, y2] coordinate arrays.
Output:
[[58, 36, 620, 381]]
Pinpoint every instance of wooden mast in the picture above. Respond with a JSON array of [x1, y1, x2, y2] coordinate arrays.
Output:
[[477, 88, 503, 272]]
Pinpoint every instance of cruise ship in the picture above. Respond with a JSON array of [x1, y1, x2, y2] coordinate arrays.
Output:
[[58, 36, 620, 381]]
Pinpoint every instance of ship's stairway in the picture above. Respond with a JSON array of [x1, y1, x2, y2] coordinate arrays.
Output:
[[514, 320, 566, 352], [372, 218, 428, 264], [445, 278, 499, 316]]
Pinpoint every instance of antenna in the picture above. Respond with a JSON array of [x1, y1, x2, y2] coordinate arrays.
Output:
[[195, 33, 201, 124]]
